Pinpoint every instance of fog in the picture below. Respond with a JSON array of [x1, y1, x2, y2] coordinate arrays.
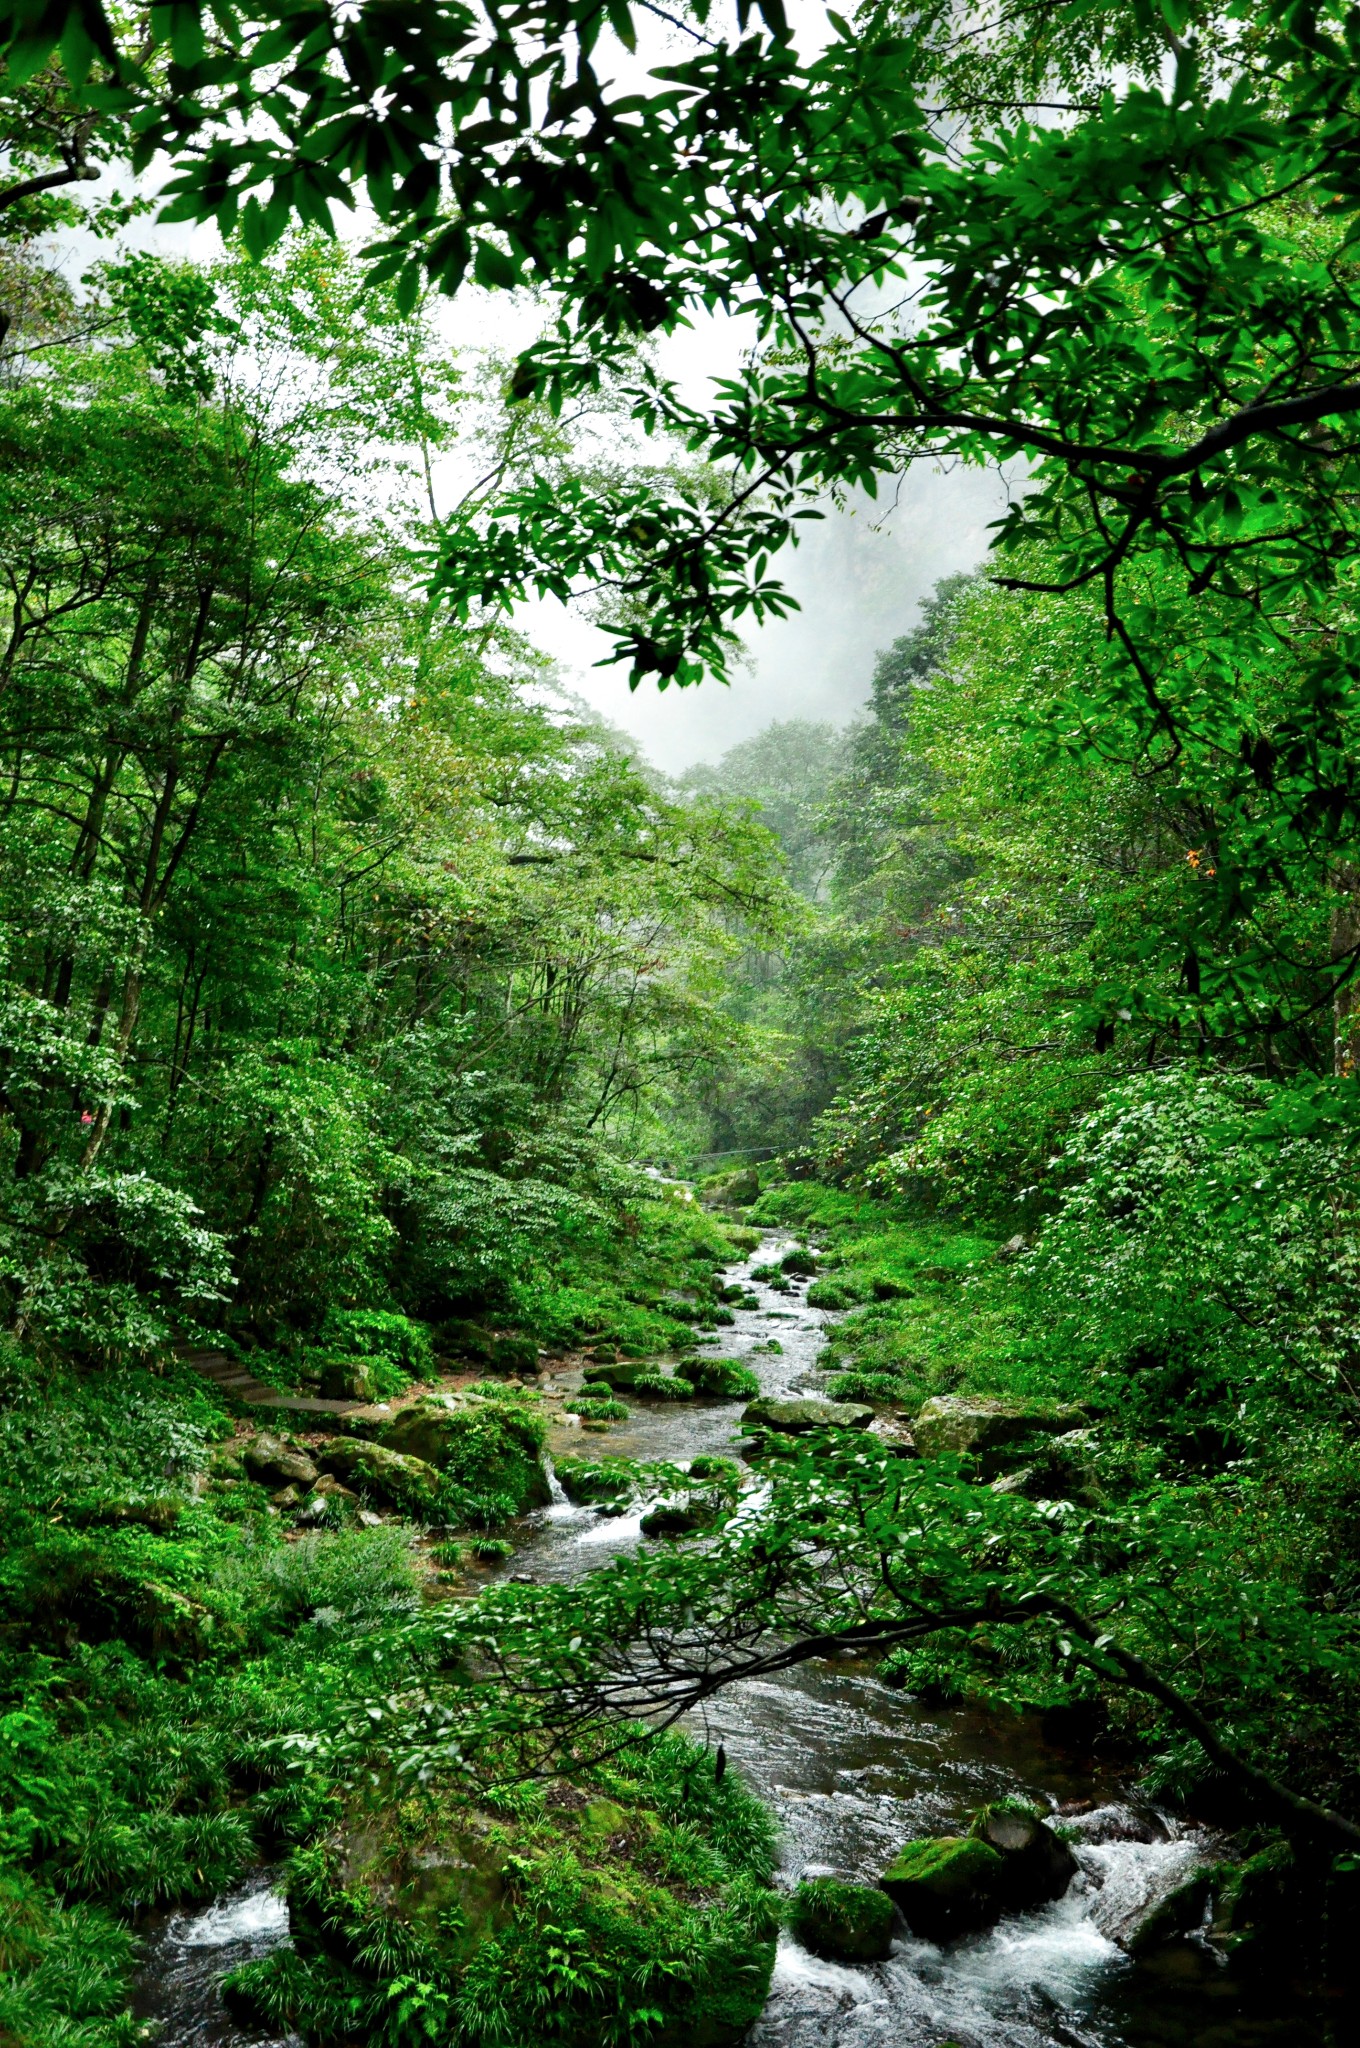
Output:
[[532, 461, 1010, 772], [46, 155, 1011, 776]]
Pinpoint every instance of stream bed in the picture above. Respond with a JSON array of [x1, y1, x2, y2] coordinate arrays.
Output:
[[135, 1231, 1335, 2048]]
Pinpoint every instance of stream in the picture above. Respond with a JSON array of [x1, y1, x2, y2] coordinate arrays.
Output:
[[136, 1231, 1334, 2048]]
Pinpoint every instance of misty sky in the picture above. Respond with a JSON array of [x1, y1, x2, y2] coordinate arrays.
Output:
[[50, 155, 1012, 776], [534, 460, 1011, 772]]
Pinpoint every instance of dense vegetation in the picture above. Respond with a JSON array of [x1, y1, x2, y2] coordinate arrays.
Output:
[[5, 0, 1360, 2040]]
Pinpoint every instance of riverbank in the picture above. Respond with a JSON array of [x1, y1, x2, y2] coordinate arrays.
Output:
[[0, 1191, 1348, 2048]]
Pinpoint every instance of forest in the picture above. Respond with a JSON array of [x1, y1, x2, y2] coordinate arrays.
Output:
[[2, 0, 1360, 2045]]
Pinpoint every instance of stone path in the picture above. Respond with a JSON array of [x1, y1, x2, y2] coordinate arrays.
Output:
[[176, 1346, 368, 1417]]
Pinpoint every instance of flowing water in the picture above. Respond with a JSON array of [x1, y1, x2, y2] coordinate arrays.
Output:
[[135, 1232, 1333, 2048], [132, 1872, 298, 2048]]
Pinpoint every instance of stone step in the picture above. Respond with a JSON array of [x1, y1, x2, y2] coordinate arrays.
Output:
[[174, 1344, 367, 1417]]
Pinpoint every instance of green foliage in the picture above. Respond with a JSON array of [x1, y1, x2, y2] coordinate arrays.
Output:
[[0, 1871, 138, 2048], [674, 1356, 760, 1400], [320, 1311, 434, 1379], [563, 1395, 630, 1422]]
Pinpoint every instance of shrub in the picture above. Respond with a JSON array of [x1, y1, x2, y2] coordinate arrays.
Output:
[[320, 1309, 433, 1378], [258, 1526, 421, 1629]]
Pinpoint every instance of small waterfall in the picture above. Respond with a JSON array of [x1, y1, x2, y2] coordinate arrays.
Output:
[[541, 1453, 569, 1507]]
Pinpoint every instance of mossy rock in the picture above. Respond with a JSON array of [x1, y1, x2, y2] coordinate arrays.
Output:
[[491, 1333, 540, 1375], [789, 1878, 894, 1963], [779, 1248, 818, 1277], [555, 1458, 634, 1507], [675, 1356, 760, 1400], [630, 1371, 694, 1401], [880, 1836, 1005, 1942], [913, 1396, 1086, 1465], [703, 1167, 760, 1207], [1124, 1870, 1212, 1955], [243, 1433, 318, 1490], [805, 1278, 865, 1310], [263, 1739, 778, 2048], [434, 1318, 498, 1365], [969, 1801, 1077, 1909], [379, 1397, 550, 1514], [743, 1396, 873, 1434], [868, 1275, 911, 1300], [582, 1360, 649, 1391], [640, 1500, 711, 1538], [317, 1438, 441, 1516], [317, 1354, 380, 1401]]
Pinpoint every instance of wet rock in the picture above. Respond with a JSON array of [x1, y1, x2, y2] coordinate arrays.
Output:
[[788, 1878, 894, 1963], [1124, 1870, 1213, 1954], [879, 1835, 1005, 1942], [743, 1397, 874, 1434], [242, 1433, 318, 1490], [317, 1437, 442, 1515], [780, 1249, 818, 1277], [970, 1801, 1078, 1909], [641, 1500, 711, 1538], [912, 1395, 1086, 1464]]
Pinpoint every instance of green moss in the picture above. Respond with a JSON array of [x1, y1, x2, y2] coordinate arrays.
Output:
[[675, 1356, 761, 1400], [788, 1877, 894, 1963], [555, 1457, 636, 1507], [880, 1835, 1005, 1941], [379, 1396, 550, 1525]]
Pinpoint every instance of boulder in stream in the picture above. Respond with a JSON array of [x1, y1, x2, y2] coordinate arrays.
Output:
[[969, 1800, 1078, 1909], [912, 1395, 1086, 1464], [788, 1877, 895, 1963], [879, 1835, 1005, 1941], [675, 1356, 760, 1400], [743, 1396, 874, 1434], [555, 1456, 634, 1507]]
